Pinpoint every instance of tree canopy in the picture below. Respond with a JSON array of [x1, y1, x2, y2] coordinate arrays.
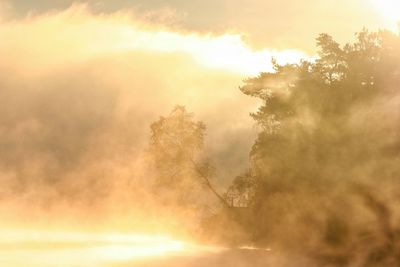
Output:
[[238, 30, 400, 265], [147, 30, 400, 266]]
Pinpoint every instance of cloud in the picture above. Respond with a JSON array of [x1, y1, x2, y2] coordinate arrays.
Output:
[[0, 3, 307, 76], [5, 0, 395, 53]]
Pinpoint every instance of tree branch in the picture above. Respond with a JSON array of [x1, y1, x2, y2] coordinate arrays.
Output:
[[188, 157, 231, 208]]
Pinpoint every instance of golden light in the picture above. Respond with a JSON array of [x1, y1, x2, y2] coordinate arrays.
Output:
[[0, 229, 191, 267], [0, 4, 308, 76], [371, 0, 400, 32], [117, 29, 307, 75]]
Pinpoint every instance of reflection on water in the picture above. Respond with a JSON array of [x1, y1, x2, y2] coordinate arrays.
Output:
[[0, 230, 195, 267], [0, 229, 276, 267]]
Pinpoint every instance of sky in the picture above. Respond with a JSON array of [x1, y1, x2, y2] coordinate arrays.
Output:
[[0, 0, 399, 225], [3, 0, 399, 52]]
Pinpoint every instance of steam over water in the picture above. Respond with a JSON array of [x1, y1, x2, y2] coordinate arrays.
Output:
[[1, 1, 400, 267], [0, 230, 193, 267], [0, 229, 275, 267]]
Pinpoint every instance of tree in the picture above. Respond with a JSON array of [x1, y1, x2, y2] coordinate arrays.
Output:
[[225, 170, 257, 207], [239, 30, 400, 265], [149, 106, 229, 207]]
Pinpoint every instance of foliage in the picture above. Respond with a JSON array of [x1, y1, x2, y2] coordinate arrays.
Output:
[[239, 30, 400, 265], [149, 105, 228, 207], [225, 170, 258, 207]]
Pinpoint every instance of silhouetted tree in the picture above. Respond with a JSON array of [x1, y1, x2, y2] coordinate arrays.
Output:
[[225, 170, 257, 207], [238, 29, 400, 265]]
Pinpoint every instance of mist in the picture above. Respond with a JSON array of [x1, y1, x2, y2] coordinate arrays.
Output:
[[1, 1, 400, 267], [0, 4, 265, 231]]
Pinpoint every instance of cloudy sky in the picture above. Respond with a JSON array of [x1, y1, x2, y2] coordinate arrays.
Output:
[[3, 0, 399, 52], [0, 0, 398, 223]]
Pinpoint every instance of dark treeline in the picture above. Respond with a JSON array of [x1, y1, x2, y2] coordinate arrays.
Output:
[[150, 29, 400, 266]]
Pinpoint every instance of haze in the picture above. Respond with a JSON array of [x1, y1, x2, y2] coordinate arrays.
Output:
[[0, 0, 399, 266]]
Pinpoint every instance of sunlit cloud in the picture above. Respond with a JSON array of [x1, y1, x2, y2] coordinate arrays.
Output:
[[0, 4, 307, 76], [117, 30, 307, 75]]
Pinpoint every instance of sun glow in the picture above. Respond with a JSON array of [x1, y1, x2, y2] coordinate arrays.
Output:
[[116, 30, 307, 75], [371, 0, 400, 32], [0, 4, 307, 76], [0, 229, 190, 267]]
